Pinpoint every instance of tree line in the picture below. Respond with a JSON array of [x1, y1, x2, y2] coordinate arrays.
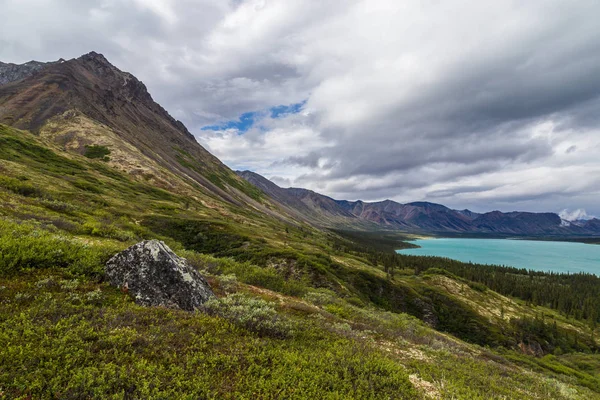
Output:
[[331, 230, 600, 327]]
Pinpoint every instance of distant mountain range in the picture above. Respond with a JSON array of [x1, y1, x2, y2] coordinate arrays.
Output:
[[2, 52, 598, 239], [237, 170, 600, 236]]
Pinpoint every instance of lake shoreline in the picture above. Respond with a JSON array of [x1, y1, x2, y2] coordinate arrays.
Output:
[[396, 237, 600, 275], [401, 235, 600, 247]]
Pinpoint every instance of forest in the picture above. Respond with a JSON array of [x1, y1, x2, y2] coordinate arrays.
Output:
[[332, 230, 600, 327]]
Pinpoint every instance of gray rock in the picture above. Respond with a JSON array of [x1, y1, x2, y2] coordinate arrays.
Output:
[[105, 240, 214, 311], [0, 60, 60, 86]]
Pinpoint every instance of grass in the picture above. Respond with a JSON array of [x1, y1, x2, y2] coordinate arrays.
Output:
[[0, 122, 599, 398], [0, 270, 420, 400]]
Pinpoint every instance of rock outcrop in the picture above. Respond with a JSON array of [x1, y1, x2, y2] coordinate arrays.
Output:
[[0, 60, 63, 86], [105, 240, 214, 311]]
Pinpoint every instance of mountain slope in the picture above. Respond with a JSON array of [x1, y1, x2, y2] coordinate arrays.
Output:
[[0, 59, 62, 85], [238, 170, 600, 236], [237, 170, 376, 229], [1, 53, 599, 398], [0, 129, 598, 396], [0, 52, 269, 210]]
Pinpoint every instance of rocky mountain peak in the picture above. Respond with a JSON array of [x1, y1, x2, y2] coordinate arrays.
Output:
[[0, 51, 258, 207], [0, 59, 56, 85], [73, 51, 153, 104], [78, 51, 111, 64]]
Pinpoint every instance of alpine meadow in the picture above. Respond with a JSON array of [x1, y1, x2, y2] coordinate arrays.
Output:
[[1, 1, 600, 399]]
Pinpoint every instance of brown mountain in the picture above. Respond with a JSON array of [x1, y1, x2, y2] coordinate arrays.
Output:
[[3, 52, 597, 238], [237, 170, 600, 236], [236, 170, 375, 228], [0, 52, 272, 210]]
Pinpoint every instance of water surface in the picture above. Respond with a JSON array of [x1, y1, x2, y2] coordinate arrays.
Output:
[[397, 238, 600, 275]]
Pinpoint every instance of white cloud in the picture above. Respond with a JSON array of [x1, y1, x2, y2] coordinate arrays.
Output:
[[2, 0, 600, 214], [560, 209, 594, 221]]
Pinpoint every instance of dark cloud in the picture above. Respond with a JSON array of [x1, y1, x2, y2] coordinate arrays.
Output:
[[565, 145, 577, 154]]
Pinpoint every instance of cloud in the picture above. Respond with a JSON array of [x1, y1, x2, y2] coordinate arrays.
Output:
[[2, 0, 600, 214], [559, 209, 594, 221], [565, 145, 578, 154]]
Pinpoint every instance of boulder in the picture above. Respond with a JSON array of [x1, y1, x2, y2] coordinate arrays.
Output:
[[105, 240, 214, 311]]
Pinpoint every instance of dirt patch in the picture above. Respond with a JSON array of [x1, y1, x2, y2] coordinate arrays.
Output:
[[409, 374, 441, 399], [378, 340, 432, 362]]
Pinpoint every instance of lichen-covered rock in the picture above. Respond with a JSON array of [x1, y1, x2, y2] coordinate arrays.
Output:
[[105, 240, 214, 311]]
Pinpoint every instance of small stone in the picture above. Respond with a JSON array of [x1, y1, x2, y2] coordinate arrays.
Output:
[[105, 240, 214, 311]]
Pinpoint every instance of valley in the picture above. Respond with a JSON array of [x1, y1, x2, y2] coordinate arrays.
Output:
[[0, 53, 599, 399]]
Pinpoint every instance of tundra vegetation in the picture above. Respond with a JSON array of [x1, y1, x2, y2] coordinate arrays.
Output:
[[0, 123, 599, 399]]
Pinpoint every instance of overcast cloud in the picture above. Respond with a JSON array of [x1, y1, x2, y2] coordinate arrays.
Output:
[[2, 0, 600, 215]]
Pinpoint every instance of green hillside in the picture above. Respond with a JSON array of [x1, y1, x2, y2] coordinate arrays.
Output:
[[1, 123, 600, 399]]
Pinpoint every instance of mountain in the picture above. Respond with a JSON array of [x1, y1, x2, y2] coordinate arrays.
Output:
[[5, 52, 594, 237], [0, 59, 62, 85], [583, 218, 600, 231], [237, 170, 600, 236], [2, 53, 600, 398], [237, 170, 376, 228], [0, 52, 272, 211]]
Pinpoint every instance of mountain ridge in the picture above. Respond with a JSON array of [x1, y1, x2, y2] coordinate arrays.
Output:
[[237, 170, 600, 236], [0, 52, 285, 214], [1, 52, 600, 399]]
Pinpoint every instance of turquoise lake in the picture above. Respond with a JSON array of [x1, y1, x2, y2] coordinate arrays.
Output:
[[396, 238, 600, 275]]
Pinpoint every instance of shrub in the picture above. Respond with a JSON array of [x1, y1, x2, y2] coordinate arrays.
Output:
[[0, 219, 119, 277], [40, 199, 76, 213], [184, 251, 309, 297], [142, 216, 248, 255], [81, 220, 135, 242], [71, 179, 103, 194], [60, 279, 79, 291], [84, 145, 111, 160], [203, 293, 295, 338], [468, 281, 488, 292], [218, 273, 238, 293], [303, 289, 338, 306], [0, 176, 45, 198], [324, 303, 354, 320]]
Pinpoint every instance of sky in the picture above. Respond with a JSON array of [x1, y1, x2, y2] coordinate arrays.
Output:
[[1, 0, 600, 217]]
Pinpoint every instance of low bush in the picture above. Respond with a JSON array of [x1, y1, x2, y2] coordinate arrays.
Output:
[[83, 144, 111, 160], [0, 220, 120, 277], [0, 275, 420, 399], [80, 220, 136, 242], [303, 289, 338, 306], [217, 273, 238, 293], [203, 293, 295, 338], [71, 179, 103, 194], [0, 176, 46, 198], [142, 216, 247, 255], [184, 251, 309, 297]]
